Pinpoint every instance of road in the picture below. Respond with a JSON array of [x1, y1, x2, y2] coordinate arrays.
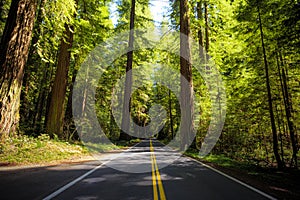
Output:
[[0, 140, 276, 200]]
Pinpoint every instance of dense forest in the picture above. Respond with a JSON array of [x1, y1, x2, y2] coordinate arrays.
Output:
[[0, 0, 299, 170]]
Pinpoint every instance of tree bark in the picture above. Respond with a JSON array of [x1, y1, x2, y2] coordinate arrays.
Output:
[[180, 0, 196, 150], [46, 23, 73, 138], [119, 0, 136, 141], [0, 0, 37, 139], [257, 5, 284, 169], [20, 0, 47, 128]]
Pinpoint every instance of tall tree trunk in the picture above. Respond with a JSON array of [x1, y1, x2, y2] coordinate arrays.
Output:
[[64, 67, 78, 140], [20, 0, 47, 128], [46, 23, 73, 138], [65, 68, 77, 120], [168, 89, 174, 139], [197, 1, 204, 59], [119, 0, 136, 141], [281, 68, 298, 167], [275, 101, 284, 162], [277, 51, 290, 142], [204, 1, 210, 74], [275, 51, 289, 165], [33, 63, 51, 133], [0, 0, 37, 139], [196, 1, 204, 148], [180, 0, 195, 150], [257, 5, 284, 169]]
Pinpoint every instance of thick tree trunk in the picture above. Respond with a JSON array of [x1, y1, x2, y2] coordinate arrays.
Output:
[[180, 0, 196, 150], [20, 0, 47, 128], [0, 0, 37, 139], [257, 5, 284, 169], [46, 24, 73, 138], [20, 0, 46, 123], [119, 0, 136, 141]]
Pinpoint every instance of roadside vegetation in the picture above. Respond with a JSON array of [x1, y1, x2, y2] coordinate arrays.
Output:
[[0, 134, 142, 166], [0, 134, 90, 166]]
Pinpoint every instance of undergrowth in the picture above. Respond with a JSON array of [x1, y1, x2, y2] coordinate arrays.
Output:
[[0, 134, 89, 165]]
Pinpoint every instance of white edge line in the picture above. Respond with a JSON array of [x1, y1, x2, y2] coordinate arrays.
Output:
[[42, 162, 106, 200], [188, 157, 277, 200], [43, 141, 142, 200]]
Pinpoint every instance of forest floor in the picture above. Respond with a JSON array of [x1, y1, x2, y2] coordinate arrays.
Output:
[[0, 135, 139, 167], [0, 134, 89, 167], [186, 152, 300, 200]]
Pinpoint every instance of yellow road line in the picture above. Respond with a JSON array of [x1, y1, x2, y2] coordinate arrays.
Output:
[[153, 154, 166, 200], [151, 152, 158, 200], [150, 140, 166, 200]]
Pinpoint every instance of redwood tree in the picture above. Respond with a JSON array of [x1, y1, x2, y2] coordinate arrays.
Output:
[[119, 0, 136, 140], [0, 0, 37, 139], [46, 23, 74, 138], [180, 0, 195, 149]]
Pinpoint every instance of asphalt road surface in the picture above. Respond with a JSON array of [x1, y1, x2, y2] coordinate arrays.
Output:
[[0, 140, 276, 200]]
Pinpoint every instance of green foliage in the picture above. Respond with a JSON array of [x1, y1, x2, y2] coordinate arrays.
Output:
[[0, 0, 11, 36], [19, 0, 113, 137], [116, 0, 154, 31], [73, 0, 113, 58], [210, 0, 300, 167], [37, 0, 77, 63], [186, 151, 241, 168], [0, 134, 89, 165]]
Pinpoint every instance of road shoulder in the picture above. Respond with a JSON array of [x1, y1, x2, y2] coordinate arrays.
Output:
[[185, 155, 300, 200]]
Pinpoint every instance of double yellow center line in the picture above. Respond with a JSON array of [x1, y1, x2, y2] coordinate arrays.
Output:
[[150, 139, 166, 200]]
